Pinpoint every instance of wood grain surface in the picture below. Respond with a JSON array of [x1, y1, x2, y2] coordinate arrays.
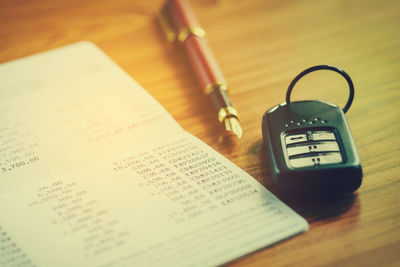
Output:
[[1, 0, 399, 266]]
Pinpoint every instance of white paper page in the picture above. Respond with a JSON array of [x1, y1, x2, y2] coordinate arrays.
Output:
[[0, 42, 308, 267], [0, 132, 308, 267], [0, 42, 181, 193]]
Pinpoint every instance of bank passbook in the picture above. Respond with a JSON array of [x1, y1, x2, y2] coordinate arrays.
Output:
[[0, 42, 308, 267]]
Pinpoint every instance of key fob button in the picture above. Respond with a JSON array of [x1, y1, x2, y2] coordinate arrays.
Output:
[[285, 134, 308, 145], [312, 131, 336, 141], [289, 157, 315, 168], [286, 142, 340, 157], [289, 152, 343, 168], [318, 152, 343, 165]]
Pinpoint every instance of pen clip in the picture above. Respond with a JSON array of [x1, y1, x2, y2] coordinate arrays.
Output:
[[158, 5, 177, 42]]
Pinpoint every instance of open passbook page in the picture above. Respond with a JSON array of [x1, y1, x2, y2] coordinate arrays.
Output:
[[0, 42, 308, 267]]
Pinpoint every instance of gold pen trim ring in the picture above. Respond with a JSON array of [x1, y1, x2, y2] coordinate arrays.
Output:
[[218, 106, 239, 122], [204, 82, 227, 94], [178, 26, 206, 42]]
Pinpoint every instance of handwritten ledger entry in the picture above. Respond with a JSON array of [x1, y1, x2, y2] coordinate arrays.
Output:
[[0, 42, 308, 267]]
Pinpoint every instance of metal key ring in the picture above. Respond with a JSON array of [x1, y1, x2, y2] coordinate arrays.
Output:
[[285, 65, 355, 113]]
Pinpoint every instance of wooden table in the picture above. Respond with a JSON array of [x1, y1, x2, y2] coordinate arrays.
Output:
[[1, 0, 399, 266]]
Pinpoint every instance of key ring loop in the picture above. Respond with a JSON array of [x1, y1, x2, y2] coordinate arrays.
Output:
[[285, 65, 354, 113]]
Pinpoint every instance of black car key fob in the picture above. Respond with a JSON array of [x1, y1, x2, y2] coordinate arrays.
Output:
[[262, 66, 362, 198]]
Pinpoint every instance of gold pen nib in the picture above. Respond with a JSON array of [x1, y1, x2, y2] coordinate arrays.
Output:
[[224, 117, 243, 139]]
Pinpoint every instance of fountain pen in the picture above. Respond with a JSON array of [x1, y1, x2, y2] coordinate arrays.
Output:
[[159, 0, 243, 138]]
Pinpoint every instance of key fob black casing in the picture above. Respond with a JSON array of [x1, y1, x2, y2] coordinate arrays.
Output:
[[262, 100, 362, 198]]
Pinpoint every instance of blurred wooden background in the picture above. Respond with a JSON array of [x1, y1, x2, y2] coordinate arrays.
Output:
[[1, 0, 399, 266]]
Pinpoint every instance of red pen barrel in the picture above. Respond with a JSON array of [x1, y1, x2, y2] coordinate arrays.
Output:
[[167, 0, 200, 32], [165, 0, 226, 92], [183, 35, 227, 93]]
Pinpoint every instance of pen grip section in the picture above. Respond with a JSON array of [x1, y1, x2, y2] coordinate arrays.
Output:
[[210, 85, 239, 125], [210, 86, 233, 111], [184, 35, 227, 93]]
